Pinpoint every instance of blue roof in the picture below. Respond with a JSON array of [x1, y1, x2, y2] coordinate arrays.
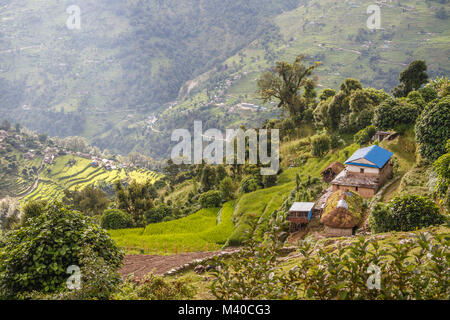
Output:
[[345, 145, 393, 169]]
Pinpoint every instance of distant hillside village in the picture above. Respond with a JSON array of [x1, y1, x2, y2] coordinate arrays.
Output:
[[0, 128, 133, 170], [288, 140, 395, 238]]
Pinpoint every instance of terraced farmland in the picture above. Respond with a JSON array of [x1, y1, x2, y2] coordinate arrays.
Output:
[[23, 155, 162, 202], [109, 202, 236, 255]]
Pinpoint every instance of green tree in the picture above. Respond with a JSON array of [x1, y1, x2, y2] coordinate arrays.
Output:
[[415, 96, 450, 162], [392, 60, 428, 97], [257, 54, 321, 117], [0, 203, 123, 298], [145, 204, 172, 224], [114, 180, 154, 226], [199, 190, 223, 208], [62, 186, 109, 216], [101, 209, 132, 230], [200, 165, 216, 192], [354, 125, 377, 146], [219, 177, 236, 201], [311, 133, 331, 157]]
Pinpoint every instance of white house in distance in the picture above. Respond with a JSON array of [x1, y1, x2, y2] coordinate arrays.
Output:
[[331, 145, 394, 198]]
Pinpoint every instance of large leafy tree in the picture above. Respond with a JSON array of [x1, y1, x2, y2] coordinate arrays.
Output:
[[62, 186, 110, 216], [114, 180, 155, 226], [257, 54, 321, 117], [0, 203, 123, 298], [415, 96, 450, 162], [392, 60, 428, 97]]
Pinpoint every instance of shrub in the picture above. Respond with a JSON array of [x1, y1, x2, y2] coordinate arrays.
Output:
[[369, 195, 445, 233], [239, 175, 260, 194], [113, 273, 195, 300], [0, 203, 123, 298], [199, 190, 223, 208], [21, 200, 47, 225], [415, 96, 450, 162], [212, 216, 449, 300], [354, 125, 377, 145], [219, 177, 236, 201], [311, 133, 331, 157], [145, 204, 172, 224], [101, 209, 133, 230]]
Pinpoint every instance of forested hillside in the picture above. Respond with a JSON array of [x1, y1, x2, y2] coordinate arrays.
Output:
[[0, 0, 448, 159]]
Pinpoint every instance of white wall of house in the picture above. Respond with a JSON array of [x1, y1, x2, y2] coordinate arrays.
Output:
[[346, 164, 379, 175]]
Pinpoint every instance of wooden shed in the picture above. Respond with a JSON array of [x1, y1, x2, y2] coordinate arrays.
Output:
[[321, 161, 345, 183], [288, 202, 315, 231]]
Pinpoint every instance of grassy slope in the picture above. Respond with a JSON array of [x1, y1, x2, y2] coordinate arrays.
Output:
[[109, 202, 236, 255]]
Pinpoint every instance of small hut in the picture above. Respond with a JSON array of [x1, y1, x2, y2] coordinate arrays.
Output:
[[320, 190, 363, 237], [321, 161, 345, 183], [288, 202, 315, 232]]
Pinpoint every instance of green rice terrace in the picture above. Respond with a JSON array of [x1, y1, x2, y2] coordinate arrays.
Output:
[[23, 155, 161, 202]]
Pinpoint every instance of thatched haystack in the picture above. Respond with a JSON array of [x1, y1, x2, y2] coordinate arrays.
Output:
[[320, 190, 363, 237], [321, 161, 345, 183]]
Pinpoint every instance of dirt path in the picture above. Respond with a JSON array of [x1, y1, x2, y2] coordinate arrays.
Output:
[[16, 157, 45, 199], [119, 251, 224, 280]]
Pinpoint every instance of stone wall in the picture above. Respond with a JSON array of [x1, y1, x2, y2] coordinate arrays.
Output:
[[324, 226, 353, 237]]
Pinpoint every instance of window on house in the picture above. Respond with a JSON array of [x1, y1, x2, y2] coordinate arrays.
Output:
[[356, 186, 359, 191], [360, 168, 365, 174]]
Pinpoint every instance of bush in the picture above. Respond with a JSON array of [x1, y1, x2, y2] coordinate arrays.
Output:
[[415, 96, 450, 162], [311, 133, 331, 157], [239, 175, 260, 194], [21, 200, 47, 225], [145, 204, 172, 224], [113, 273, 195, 300], [212, 215, 449, 300], [0, 203, 123, 298], [354, 125, 377, 145], [101, 209, 133, 230], [199, 190, 223, 208], [219, 177, 236, 201], [369, 195, 445, 233]]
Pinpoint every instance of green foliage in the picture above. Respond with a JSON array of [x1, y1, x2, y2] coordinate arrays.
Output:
[[392, 60, 428, 97], [354, 125, 377, 146], [219, 177, 236, 201], [257, 54, 320, 117], [199, 190, 223, 208], [0, 203, 123, 298], [21, 200, 47, 225], [114, 273, 195, 300], [415, 96, 450, 162], [62, 186, 110, 216], [369, 195, 445, 233], [433, 143, 450, 211], [145, 204, 172, 224], [374, 98, 420, 131], [311, 133, 331, 157], [114, 180, 155, 227], [200, 165, 217, 192], [239, 175, 261, 194], [212, 221, 449, 299], [101, 209, 133, 230], [211, 213, 290, 299]]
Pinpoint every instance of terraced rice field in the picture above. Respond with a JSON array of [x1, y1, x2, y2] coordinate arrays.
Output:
[[23, 155, 161, 202], [109, 202, 236, 255]]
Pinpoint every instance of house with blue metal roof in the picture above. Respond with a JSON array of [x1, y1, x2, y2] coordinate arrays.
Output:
[[330, 145, 394, 198]]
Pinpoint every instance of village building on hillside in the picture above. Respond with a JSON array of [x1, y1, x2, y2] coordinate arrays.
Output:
[[321, 161, 345, 183], [372, 131, 398, 142], [331, 145, 393, 198], [287, 202, 315, 231]]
